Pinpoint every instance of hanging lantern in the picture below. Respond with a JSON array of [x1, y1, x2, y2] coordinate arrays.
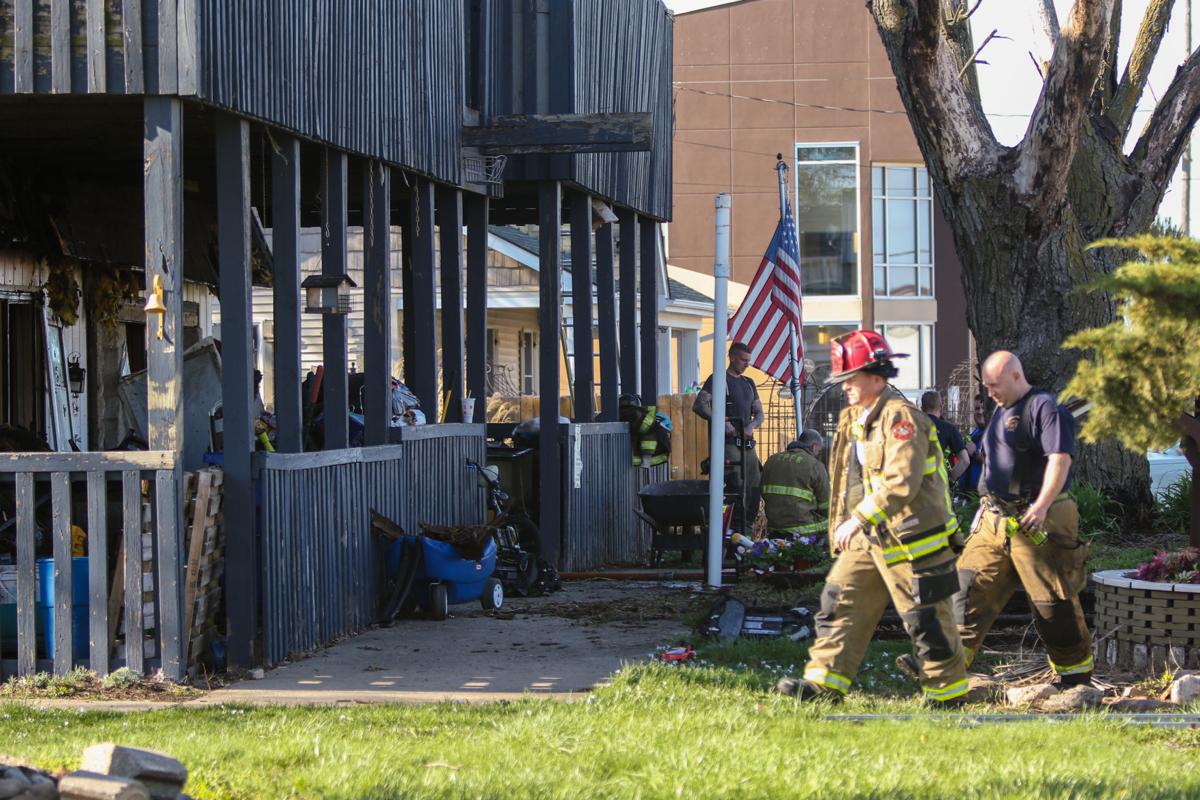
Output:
[[66, 353, 86, 396]]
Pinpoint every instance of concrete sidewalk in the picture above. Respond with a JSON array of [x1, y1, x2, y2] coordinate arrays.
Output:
[[193, 580, 698, 706]]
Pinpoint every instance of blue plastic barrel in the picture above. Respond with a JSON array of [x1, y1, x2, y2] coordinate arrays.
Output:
[[36, 557, 89, 659]]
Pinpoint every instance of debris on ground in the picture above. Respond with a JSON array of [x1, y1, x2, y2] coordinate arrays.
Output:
[[0, 669, 199, 703], [1040, 685, 1103, 712], [0, 745, 191, 800]]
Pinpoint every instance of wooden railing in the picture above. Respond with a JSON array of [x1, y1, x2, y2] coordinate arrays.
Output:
[[256, 425, 486, 666], [0, 451, 180, 679]]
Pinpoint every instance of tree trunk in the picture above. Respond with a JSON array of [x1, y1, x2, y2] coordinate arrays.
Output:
[[870, 0, 1160, 506], [941, 175, 1151, 503]]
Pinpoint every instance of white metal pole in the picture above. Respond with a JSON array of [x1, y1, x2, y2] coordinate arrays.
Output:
[[776, 157, 804, 438], [708, 194, 731, 588]]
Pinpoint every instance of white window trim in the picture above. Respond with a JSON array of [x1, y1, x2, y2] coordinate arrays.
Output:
[[871, 162, 936, 300], [794, 141, 862, 302], [878, 321, 936, 392]]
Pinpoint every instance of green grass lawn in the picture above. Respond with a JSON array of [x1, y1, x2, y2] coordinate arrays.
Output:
[[6, 639, 1200, 799]]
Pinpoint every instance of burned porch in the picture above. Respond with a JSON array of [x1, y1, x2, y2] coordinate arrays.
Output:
[[0, 0, 673, 679]]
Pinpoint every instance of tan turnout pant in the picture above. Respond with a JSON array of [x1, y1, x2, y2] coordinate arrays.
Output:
[[955, 496, 1093, 676], [803, 533, 968, 702]]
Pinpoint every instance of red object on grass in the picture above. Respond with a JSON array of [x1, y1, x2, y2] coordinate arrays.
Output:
[[660, 645, 695, 662]]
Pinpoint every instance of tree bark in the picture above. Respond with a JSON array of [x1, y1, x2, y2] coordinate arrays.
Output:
[[867, 0, 1194, 505]]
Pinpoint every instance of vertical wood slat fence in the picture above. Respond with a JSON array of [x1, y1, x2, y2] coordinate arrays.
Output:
[[0, 451, 178, 679], [257, 425, 486, 666], [560, 423, 669, 572]]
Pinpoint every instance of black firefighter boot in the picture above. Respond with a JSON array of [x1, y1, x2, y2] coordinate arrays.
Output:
[[775, 677, 842, 702], [895, 653, 921, 683]]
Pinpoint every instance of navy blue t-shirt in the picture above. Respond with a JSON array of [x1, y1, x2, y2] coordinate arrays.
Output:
[[980, 388, 1075, 500]]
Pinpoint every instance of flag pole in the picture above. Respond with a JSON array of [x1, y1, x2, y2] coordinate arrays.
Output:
[[775, 155, 804, 439], [708, 193, 731, 589]]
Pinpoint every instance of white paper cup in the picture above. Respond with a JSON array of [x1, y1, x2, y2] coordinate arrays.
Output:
[[462, 396, 476, 423]]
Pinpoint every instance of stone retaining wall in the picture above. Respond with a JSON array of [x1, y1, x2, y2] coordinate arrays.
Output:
[[1092, 569, 1200, 672]]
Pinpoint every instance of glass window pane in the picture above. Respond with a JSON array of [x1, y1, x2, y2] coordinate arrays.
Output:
[[886, 167, 914, 195], [872, 197, 884, 261], [802, 324, 856, 382], [916, 168, 930, 197], [889, 266, 917, 296], [886, 199, 916, 263], [797, 145, 856, 162], [797, 162, 858, 295], [884, 324, 921, 390], [872, 165, 883, 195], [917, 200, 931, 265], [918, 266, 932, 296], [874, 266, 886, 296], [922, 325, 934, 387]]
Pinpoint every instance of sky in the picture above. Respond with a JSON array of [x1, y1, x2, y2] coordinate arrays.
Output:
[[665, 0, 1199, 232]]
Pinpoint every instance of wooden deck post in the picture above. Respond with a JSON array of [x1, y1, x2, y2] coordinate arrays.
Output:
[[640, 217, 659, 402], [215, 112, 257, 667], [465, 194, 490, 413], [271, 135, 303, 453], [409, 180, 438, 414], [363, 161, 392, 446], [595, 221, 618, 421], [438, 187, 465, 423], [144, 97, 185, 681], [570, 191, 595, 422], [538, 181, 563, 565], [320, 149, 349, 450], [618, 210, 638, 397]]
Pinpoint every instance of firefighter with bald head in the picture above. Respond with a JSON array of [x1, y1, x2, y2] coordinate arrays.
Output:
[[777, 330, 968, 704]]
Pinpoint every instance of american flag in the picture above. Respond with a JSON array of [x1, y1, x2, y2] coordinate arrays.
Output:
[[729, 203, 804, 386]]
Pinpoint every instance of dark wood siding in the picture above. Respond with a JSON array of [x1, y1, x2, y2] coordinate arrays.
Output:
[[486, 0, 673, 221], [571, 0, 673, 221], [0, 0, 464, 183]]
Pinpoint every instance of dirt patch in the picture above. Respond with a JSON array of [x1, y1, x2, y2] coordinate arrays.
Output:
[[506, 580, 709, 629], [0, 669, 200, 703]]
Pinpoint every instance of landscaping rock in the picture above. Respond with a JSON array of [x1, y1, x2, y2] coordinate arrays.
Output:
[[12, 783, 58, 800], [79, 746, 186, 800], [1005, 683, 1059, 706], [0, 779, 33, 799], [1169, 674, 1200, 705], [1133, 644, 1150, 671], [1039, 685, 1103, 712], [1108, 698, 1175, 713], [965, 676, 1002, 703], [2, 770, 31, 787], [58, 771, 147, 800]]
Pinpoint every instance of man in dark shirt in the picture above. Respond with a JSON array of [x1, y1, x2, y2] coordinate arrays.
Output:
[[694, 342, 764, 529], [954, 351, 1093, 686], [959, 398, 986, 494], [919, 390, 969, 483]]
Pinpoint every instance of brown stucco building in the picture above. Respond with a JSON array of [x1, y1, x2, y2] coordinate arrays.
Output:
[[670, 0, 972, 400]]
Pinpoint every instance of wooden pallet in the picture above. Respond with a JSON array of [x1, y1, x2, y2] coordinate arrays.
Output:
[[183, 468, 225, 672]]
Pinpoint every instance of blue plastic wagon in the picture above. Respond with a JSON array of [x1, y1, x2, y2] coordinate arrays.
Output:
[[385, 534, 502, 620]]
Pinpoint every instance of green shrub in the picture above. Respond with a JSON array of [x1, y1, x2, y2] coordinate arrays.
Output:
[[1072, 480, 1122, 541], [1156, 472, 1193, 534], [102, 667, 140, 690]]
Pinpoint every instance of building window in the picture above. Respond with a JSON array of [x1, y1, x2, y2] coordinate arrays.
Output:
[[520, 330, 537, 395], [795, 143, 859, 296], [878, 323, 934, 394], [872, 165, 933, 297], [802, 323, 856, 382]]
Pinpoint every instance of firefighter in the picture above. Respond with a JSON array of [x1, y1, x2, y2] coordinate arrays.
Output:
[[937, 351, 1092, 686], [776, 330, 968, 705], [693, 342, 764, 530], [760, 430, 829, 539], [619, 394, 672, 467]]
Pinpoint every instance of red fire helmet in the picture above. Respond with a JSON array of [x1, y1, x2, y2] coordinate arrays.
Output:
[[828, 330, 908, 384]]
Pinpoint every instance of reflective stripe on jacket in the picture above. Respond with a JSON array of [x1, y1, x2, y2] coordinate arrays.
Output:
[[827, 387, 957, 563], [760, 448, 829, 535]]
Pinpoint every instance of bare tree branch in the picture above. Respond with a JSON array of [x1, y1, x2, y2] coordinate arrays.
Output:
[[1109, 0, 1176, 137], [1014, 0, 1115, 202], [871, 0, 1000, 180], [1037, 0, 1061, 44], [957, 29, 1007, 79], [1029, 50, 1046, 81], [1133, 47, 1200, 193]]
